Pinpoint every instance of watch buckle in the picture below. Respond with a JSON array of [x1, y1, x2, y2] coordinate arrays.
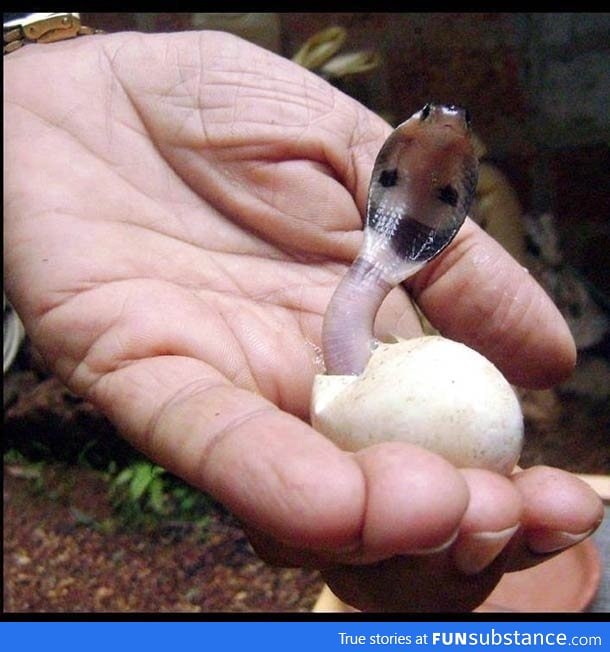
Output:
[[21, 13, 82, 44]]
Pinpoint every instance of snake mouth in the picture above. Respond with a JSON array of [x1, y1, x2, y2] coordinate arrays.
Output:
[[420, 103, 471, 132]]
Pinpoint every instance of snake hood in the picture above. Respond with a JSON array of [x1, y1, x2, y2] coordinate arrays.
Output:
[[362, 103, 479, 285]]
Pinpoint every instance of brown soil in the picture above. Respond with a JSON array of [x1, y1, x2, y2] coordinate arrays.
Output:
[[3, 347, 609, 613], [3, 462, 322, 612]]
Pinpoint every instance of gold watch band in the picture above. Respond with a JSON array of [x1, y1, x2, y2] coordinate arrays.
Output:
[[3, 13, 103, 55]]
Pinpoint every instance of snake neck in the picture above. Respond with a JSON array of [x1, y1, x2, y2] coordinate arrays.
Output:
[[322, 257, 392, 376]]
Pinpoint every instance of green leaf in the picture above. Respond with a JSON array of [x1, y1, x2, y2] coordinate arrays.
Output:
[[112, 467, 134, 487], [148, 476, 166, 514], [129, 463, 155, 501]]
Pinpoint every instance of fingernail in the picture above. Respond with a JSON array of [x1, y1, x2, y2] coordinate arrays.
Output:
[[406, 528, 460, 556], [454, 525, 519, 575], [527, 528, 594, 554]]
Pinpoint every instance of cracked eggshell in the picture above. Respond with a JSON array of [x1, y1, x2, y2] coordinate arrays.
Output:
[[310, 336, 523, 476]]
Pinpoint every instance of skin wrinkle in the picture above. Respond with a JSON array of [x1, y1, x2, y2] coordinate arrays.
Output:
[[87, 356, 230, 445], [145, 375, 233, 463], [229, 60, 247, 138], [200, 250, 252, 298], [46, 306, 117, 393], [291, 284, 322, 377], [27, 276, 99, 325], [205, 52, 335, 118], [163, 150, 278, 249], [231, 81, 335, 120], [343, 107, 373, 203], [100, 48, 120, 151], [480, 277, 538, 363], [105, 51, 170, 168], [27, 262, 111, 326], [346, 451, 371, 561], [203, 252, 328, 302], [184, 164, 331, 258], [7, 199, 282, 307], [121, 311, 249, 401], [265, 447, 344, 538], [5, 99, 65, 141], [249, 281, 325, 319], [195, 402, 290, 498], [76, 285, 156, 384], [183, 58, 355, 184], [213, 304, 299, 414], [214, 303, 264, 394], [240, 162, 344, 236], [164, 56, 202, 99], [32, 263, 207, 320], [192, 77, 333, 147], [7, 102, 131, 190], [197, 37, 211, 146], [43, 48, 133, 166], [242, 300, 312, 396], [9, 91, 155, 200], [459, 254, 519, 349]]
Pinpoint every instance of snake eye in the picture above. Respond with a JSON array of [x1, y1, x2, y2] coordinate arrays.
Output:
[[420, 103, 432, 121]]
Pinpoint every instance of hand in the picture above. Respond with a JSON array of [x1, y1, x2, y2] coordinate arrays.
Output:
[[4, 30, 602, 612]]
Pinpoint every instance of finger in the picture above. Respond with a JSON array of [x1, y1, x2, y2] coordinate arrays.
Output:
[[507, 465, 604, 571], [452, 469, 522, 575], [244, 444, 471, 569], [352, 443, 469, 562], [408, 219, 576, 389]]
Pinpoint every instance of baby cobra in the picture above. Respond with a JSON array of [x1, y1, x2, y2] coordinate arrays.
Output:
[[322, 103, 479, 376]]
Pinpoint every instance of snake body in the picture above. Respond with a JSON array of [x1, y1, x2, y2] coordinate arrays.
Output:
[[323, 103, 479, 376]]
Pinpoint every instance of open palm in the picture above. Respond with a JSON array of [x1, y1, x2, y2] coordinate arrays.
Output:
[[4, 31, 602, 611]]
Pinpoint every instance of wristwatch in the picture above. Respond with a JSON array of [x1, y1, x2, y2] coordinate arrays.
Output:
[[3, 12, 103, 55]]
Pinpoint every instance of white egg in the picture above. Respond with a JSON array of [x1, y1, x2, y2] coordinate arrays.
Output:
[[310, 335, 523, 476]]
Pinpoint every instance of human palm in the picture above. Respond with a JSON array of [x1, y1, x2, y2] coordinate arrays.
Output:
[[4, 31, 602, 612]]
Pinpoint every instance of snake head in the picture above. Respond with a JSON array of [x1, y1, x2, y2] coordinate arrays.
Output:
[[362, 103, 479, 285]]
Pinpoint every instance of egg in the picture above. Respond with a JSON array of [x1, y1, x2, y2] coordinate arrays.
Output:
[[311, 335, 523, 476]]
